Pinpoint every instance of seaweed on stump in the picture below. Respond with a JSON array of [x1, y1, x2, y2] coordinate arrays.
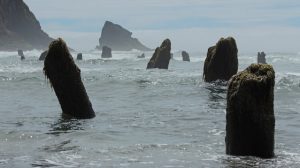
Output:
[[203, 37, 238, 82], [43, 38, 95, 119], [146, 39, 171, 69], [226, 63, 275, 158]]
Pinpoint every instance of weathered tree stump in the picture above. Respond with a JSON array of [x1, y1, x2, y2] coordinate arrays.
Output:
[[147, 39, 171, 69], [43, 38, 95, 119], [203, 37, 238, 82], [226, 63, 275, 158]]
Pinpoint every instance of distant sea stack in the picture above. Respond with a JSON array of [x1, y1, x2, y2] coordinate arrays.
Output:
[[203, 37, 238, 82], [96, 21, 151, 51], [226, 64, 275, 158], [147, 39, 171, 69], [44, 38, 95, 119], [0, 0, 53, 51]]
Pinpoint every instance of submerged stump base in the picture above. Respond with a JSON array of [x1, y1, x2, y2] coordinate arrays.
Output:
[[226, 63, 275, 158]]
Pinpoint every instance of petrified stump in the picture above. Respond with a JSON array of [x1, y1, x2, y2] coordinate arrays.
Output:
[[257, 52, 266, 64], [101, 46, 112, 58], [226, 63, 275, 158], [18, 49, 25, 60], [137, 53, 145, 58], [39, 50, 48, 61], [77, 53, 83, 60], [203, 37, 238, 82], [182, 50, 190, 62], [146, 39, 171, 69], [43, 38, 95, 119]]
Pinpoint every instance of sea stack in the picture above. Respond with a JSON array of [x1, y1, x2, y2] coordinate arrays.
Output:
[[101, 46, 112, 58], [43, 38, 95, 119], [257, 52, 267, 64], [18, 49, 25, 60], [77, 53, 83, 60], [182, 50, 190, 62], [0, 0, 53, 51], [146, 39, 171, 69], [39, 50, 48, 61], [226, 64, 275, 158], [97, 21, 150, 51], [203, 37, 238, 82]]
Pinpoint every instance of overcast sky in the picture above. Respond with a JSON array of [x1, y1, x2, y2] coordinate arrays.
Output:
[[24, 0, 300, 53]]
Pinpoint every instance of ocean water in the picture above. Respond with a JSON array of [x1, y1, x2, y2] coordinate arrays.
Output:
[[0, 50, 299, 168]]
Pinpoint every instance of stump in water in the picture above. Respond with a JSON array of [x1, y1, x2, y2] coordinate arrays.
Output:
[[226, 63, 275, 158], [257, 52, 267, 64], [18, 49, 25, 60], [39, 50, 48, 61], [77, 53, 83, 60], [203, 37, 238, 82], [43, 38, 95, 119], [101, 46, 112, 58], [182, 50, 190, 62], [147, 39, 171, 69]]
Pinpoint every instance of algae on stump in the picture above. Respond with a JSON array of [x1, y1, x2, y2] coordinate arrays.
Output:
[[226, 63, 275, 158]]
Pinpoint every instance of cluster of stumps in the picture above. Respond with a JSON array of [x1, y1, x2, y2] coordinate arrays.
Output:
[[23, 37, 275, 159]]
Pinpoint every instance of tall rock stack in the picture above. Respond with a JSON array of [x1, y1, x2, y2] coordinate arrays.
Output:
[[203, 37, 238, 82], [226, 64, 275, 158], [97, 21, 150, 51], [147, 39, 171, 69], [0, 0, 53, 51], [43, 38, 95, 119]]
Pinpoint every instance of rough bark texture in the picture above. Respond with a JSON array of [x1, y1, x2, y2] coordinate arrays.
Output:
[[97, 21, 150, 51], [101, 46, 112, 58], [43, 38, 95, 119], [0, 0, 53, 51], [146, 39, 171, 69], [203, 37, 238, 82], [226, 63, 275, 158], [182, 50, 190, 62]]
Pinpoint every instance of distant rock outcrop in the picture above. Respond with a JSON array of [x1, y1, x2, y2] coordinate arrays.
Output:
[[147, 39, 171, 69], [226, 64, 275, 158], [96, 21, 150, 51], [39, 50, 48, 61], [182, 51, 190, 62], [0, 0, 53, 51], [101, 46, 112, 58], [203, 37, 238, 82]]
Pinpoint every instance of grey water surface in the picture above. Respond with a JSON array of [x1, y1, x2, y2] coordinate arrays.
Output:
[[0, 50, 299, 167]]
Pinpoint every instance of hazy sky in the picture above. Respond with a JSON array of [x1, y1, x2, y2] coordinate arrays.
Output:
[[24, 0, 300, 53]]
